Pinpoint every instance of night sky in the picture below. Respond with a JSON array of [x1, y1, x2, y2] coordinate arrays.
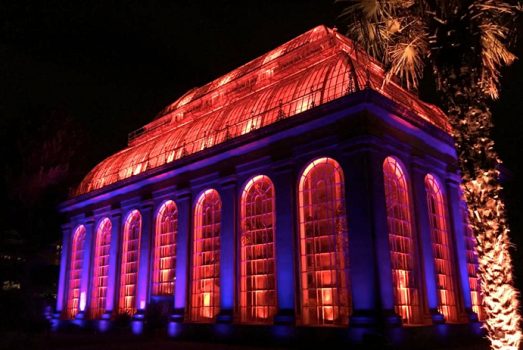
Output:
[[0, 1, 522, 283]]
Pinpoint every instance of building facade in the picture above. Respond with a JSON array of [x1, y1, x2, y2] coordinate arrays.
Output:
[[54, 26, 484, 344]]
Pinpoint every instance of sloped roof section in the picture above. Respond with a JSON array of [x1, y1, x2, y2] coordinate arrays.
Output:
[[76, 25, 450, 196]]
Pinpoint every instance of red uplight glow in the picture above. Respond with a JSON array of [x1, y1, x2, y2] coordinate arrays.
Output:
[[191, 189, 221, 322], [425, 174, 458, 323], [67, 225, 86, 319], [152, 200, 178, 296], [90, 218, 112, 319], [119, 210, 142, 315], [383, 157, 421, 325], [298, 158, 350, 326], [240, 175, 277, 323]]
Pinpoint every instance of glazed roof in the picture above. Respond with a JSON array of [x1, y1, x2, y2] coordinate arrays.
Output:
[[76, 25, 450, 196]]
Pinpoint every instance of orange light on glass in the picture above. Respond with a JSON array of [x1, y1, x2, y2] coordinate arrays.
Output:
[[152, 200, 178, 296], [191, 189, 221, 322], [77, 26, 450, 196], [119, 210, 142, 315], [462, 203, 485, 321], [382, 157, 421, 325], [298, 157, 350, 326], [240, 175, 277, 323], [425, 174, 458, 323], [90, 218, 112, 319], [67, 225, 86, 319]]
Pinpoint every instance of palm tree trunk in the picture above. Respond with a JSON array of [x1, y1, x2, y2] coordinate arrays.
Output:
[[441, 69, 521, 350]]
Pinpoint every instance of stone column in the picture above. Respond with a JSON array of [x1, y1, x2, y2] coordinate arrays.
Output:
[[217, 176, 237, 323], [132, 202, 154, 334], [340, 149, 379, 327], [54, 223, 72, 323], [169, 190, 191, 329], [272, 161, 296, 324], [410, 160, 443, 323], [445, 176, 475, 322], [136, 202, 154, 312]]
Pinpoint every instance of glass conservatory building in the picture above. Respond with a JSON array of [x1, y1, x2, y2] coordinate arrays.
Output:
[[54, 26, 484, 344]]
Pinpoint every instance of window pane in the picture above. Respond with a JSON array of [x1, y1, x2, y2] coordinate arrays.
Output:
[[152, 201, 178, 296], [191, 189, 221, 322], [90, 218, 112, 319], [119, 210, 141, 315], [425, 174, 458, 322], [240, 175, 277, 323], [298, 158, 350, 326], [383, 157, 420, 325], [67, 226, 86, 319]]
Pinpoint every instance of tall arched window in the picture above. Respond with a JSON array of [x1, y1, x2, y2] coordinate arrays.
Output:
[[119, 210, 142, 315], [67, 225, 86, 319], [191, 189, 221, 322], [90, 218, 112, 319], [298, 157, 350, 326], [240, 175, 276, 323], [425, 174, 458, 323], [383, 156, 421, 325], [152, 200, 178, 296]]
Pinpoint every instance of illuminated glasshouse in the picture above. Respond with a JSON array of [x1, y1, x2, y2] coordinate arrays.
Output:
[[54, 26, 485, 343]]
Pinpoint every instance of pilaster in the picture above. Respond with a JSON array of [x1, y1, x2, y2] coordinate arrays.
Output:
[[271, 160, 296, 324], [340, 149, 379, 326], [217, 176, 237, 323]]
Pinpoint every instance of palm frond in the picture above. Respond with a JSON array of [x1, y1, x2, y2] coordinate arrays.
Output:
[[469, 0, 519, 98], [385, 31, 429, 90]]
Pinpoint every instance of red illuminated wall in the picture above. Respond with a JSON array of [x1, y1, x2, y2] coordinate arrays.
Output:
[[383, 157, 421, 325], [298, 158, 350, 326], [191, 189, 221, 322], [240, 175, 276, 323], [152, 200, 178, 296], [119, 210, 142, 315], [90, 218, 112, 319], [67, 225, 86, 319]]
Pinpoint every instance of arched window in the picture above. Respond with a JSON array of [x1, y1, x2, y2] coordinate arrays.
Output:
[[191, 189, 221, 322], [298, 157, 350, 326], [383, 156, 421, 325], [240, 175, 276, 323], [90, 218, 112, 319], [119, 210, 142, 315], [67, 225, 86, 319], [425, 174, 458, 322], [152, 200, 178, 296]]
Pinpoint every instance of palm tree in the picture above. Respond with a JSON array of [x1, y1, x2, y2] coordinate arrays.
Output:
[[336, 1, 521, 349]]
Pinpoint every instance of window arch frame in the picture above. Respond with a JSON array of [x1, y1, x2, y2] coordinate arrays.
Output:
[[382, 155, 423, 325], [67, 225, 86, 319], [297, 156, 351, 326], [239, 175, 277, 324], [118, 209, 142, 315], [190, 189, 222, 322], [152, 200, 178, 296], [424, 173, 460, 323], [90, 217, 112, 319]]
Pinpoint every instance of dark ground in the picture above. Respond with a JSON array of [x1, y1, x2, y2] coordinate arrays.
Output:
[[0, 331, 490, 350]]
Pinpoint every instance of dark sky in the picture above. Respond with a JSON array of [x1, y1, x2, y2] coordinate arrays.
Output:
[[0, 1, 522, 252]]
